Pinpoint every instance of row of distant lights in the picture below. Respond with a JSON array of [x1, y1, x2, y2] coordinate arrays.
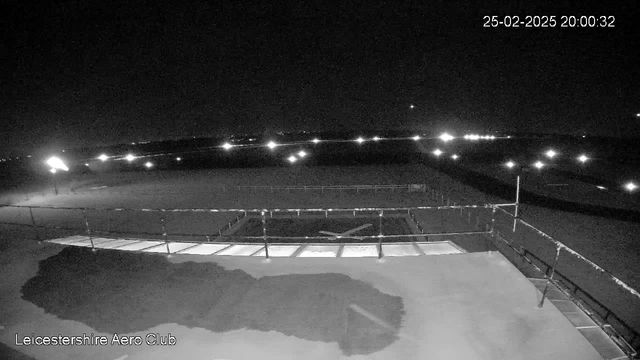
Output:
[[502, 150, 637, 192]]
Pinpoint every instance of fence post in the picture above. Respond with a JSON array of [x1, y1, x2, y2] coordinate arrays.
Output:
[[82, 209, 95, 252], [262, 211, 270, 260], [160, 212, 171, 257], [538, 246, 562, 308], [27, 206, 41, 243], [467, 210, 471, 224]]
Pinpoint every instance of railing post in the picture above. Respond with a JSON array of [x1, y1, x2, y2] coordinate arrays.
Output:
[[513, 175, 521, 232], [490, 206, 497, 235], [377, 210, 383, 260], [262, 211, 270, 260], [28, 206, 41, 243], [82, 209, 95, 252], [160, 212, 171, 257], [538, 246, 562, 308]]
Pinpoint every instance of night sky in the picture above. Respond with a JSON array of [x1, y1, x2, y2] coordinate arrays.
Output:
[[2, 1, 639, 155]]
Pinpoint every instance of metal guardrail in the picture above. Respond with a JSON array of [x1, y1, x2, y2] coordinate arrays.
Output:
[[0, 200, 637, 357]]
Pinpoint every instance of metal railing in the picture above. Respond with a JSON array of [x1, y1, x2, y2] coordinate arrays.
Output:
[[0, 200, 637, 357]]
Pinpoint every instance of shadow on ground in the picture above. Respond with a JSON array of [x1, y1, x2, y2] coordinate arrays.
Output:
[[21, 247, 405, 356]]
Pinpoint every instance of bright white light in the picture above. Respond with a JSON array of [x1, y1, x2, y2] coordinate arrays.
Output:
[[577, 154, 589, 163], [409, 104, 415, 109], [298, 150, 307, 158], [372, 136, 381, 141], [176, 157, 182, 161], [287, 155, 297, 163], [144, 162, 153, 168], [624, 182, 638, 192], [49, 168, 57, 174], [505, 161, 516, 169], [222, 142, 233, 150], [432, 149, 443, 157], [596, 186, 607, 190], [412, 135, 421, 141], [125, 154, 136, 162], [451, 154, 459, 160], [533, 161, 545, 169], [545, 149, 557, 159], [98, 154, 109, 162], [355, 137, 365, 144], [84, 163, 89, 166], [311, 138, 320, 144], [267, 141, 278, 150], [46, 157, 69, 171], [490, 135, 496, 140], [439, 133, 454, 142]]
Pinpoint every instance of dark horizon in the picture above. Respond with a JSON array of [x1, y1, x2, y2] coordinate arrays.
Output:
[[3, 1, 639, 156]]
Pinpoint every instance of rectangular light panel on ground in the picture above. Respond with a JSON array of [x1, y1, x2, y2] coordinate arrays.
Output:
[[382, 244, 420, 256], [66, 237, 118, 247], [142, 242, 195, 254], [177, 243, 231, 255], [417, 242, 463, 255], [95, 239, 142, 249], [216, 244, 264, 256], [252, 245, 300, 257], [298, 245, 340, 257], [341, 245, 379, 257], [565, 312, 598, 328], [116, 241, 165, 251], [578, 327, 627, 360], [49, 235, 91, 245]]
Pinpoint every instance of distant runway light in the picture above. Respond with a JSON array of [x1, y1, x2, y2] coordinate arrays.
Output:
[[577, 154, 589, 163], [98, 154, 109, 162], [505, 161, 516, 169], [432, 149, 443, 157], [176, 157, 182, 161], [624, 182, 638, 192], [533, 161, 545, 169], [49, 168, 57, 174], [46, 157, 69, 171], [222, 142, 233, 150], [596, 186, 607, 190], [267, 141, 278, 150], [84, 163, 89, 166], [451, 154, 459, 160], [125, 154, 136, 162], [372, 136, 381, 141], [144, 162, 153, 169], [287, 155, 297, 163], [311, 138, 320, 144], [439, 133, 454, 142], [298, 150, 307, 158], [355, 137, 365, 144], [412, 135, 421, 141], [545, 149, 557, 159], [409, 104, 415, 109]]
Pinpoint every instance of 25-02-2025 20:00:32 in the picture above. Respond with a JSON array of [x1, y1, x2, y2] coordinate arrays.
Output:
[[483, 15, 615, 28]]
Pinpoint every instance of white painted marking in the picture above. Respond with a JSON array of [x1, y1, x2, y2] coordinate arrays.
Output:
[[319, 223, 372, 240]]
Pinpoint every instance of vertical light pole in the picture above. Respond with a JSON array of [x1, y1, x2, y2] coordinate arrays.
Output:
[[50, 168, 59, 195]]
